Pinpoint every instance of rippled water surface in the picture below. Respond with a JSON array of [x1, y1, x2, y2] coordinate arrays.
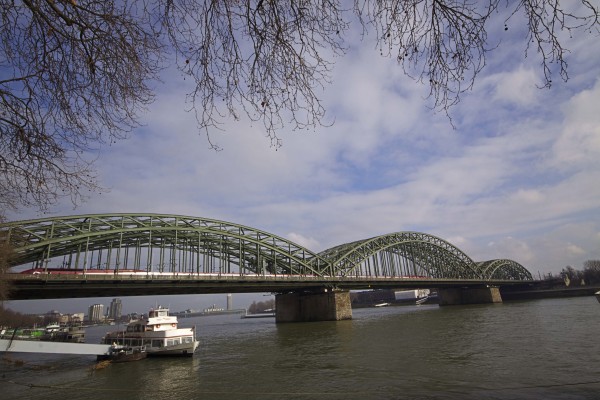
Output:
[[2, 297, 599, 399]]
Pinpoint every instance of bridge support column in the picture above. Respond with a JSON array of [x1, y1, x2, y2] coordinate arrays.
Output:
[[437, 286, 502, 306], [275, 289, 352, 323]]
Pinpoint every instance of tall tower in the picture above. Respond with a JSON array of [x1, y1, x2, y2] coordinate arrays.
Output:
[[108, 298, 122, 320], [227, 293, 233, 310], [87, 304, 104, 323]]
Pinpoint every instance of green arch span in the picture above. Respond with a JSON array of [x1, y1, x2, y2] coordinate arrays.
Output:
[[1, 214, 532, 281], [318, 232, 481, 279], [1, 213, 329, 276], [476, 259, 533, 281]]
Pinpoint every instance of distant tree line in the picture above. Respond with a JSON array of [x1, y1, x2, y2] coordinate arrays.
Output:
[[247, 299, 275, 314], [556, 260, 600, 287], [0, 306, 40, 329], [539, 260, 600, 287]]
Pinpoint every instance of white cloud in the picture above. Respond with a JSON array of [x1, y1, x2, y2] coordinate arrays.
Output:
[[566, 243, 586, 257], [286, 232, 321, 251], [484, 236, 536, 264], [551, 79, 600, 168], [490, 66, 540, 106], [511, 189, 545, 204]]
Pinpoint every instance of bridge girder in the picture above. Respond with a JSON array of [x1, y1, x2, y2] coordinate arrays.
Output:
[[1, 214, 533, 282]]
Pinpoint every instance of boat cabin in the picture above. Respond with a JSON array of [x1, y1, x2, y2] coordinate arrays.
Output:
[[148, 307, 170, 318]]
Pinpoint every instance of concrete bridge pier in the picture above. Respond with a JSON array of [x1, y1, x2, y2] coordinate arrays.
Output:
[[437, 286, 502, 306], [275, 289, 352, 323]]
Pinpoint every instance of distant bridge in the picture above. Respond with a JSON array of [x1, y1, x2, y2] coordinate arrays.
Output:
[[1, 214, 534, 300]]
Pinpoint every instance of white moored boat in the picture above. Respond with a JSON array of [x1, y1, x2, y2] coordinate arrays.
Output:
[[101, 306, 199, 356], [374, 302, 391, 307], [595, 291, 600, 304]]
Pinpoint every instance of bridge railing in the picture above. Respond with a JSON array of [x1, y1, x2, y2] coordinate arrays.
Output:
[[6, 272, 532, 286]]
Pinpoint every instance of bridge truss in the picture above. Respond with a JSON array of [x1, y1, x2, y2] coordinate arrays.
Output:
[[1, 214, 533, 281], [318, 232, 533, 281], [2, 214, 330, 276]]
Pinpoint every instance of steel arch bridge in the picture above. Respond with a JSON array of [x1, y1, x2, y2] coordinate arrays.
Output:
[[317, 232, 532, 281], [2, 214, 330, 276], [1, 213, 532, 282]]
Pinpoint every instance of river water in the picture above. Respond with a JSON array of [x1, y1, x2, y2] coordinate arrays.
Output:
[[2, 296, 599, 399]]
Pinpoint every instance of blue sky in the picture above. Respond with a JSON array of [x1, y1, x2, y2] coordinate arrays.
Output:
[[5, 9, 600, 314]]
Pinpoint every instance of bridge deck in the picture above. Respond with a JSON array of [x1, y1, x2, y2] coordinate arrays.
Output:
[[6, 273, 535, 300]]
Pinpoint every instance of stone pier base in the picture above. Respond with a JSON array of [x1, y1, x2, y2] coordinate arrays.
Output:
[[438, 286, 502, 306], [275, 290, 352, 323]]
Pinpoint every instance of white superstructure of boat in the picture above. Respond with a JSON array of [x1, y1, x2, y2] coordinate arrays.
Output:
[[101, 306, 199, 356]]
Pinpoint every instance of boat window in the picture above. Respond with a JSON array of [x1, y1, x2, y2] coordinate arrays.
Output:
[[152, 340, 162, 348]]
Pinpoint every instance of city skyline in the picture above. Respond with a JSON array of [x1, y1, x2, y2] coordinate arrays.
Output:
[[6, 293, 265, 315]]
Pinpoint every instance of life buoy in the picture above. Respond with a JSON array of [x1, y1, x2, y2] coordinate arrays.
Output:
[[156, 324, 161, 328], [171, 323, 176, 328]]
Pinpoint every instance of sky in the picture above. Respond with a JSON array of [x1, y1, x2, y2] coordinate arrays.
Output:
[[4, 6, 600, 315]]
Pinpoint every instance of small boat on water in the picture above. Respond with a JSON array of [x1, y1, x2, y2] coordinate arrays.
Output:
[[241, 312, 275, 319], [241, 310, 276, 319], [44, 323, 60, 333], [0, 325, 85, 343], [97, 345, 147, 363], [595, 291, 600, 304], [416, 296, 429, 305], [42, 325, 86, 343], [100, 306, 199, 357], [374, 302, 391, 307]]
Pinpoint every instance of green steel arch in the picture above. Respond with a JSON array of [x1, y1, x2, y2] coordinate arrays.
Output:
[[317, 232, 483, 279], [1, 214, 533, 281], [476, 259, 533, 281], [1, 214, 330, 276]]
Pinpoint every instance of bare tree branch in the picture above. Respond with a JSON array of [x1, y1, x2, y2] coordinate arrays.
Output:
[[1, 0, 162, 211], [160, 0, 348, 149], [0, 0, 598, 212]]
